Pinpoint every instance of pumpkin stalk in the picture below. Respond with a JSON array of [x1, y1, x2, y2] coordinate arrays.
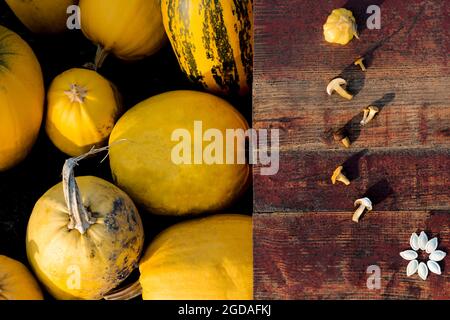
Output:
[[103, 281, 142, 300], [62, 146, 110, 234], [64, 84, 88, 104], [94, 45, 109, 70]]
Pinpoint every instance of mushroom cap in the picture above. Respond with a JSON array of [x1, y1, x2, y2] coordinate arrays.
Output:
[[368, 106, 379, 112], [354, 197, 372, 210], [354, 57, 364, 64], [327, 78, 347, 95], [331, 166, 344, 184]]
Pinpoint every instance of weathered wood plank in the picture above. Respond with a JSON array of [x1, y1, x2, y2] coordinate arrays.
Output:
[[253, 0, 450, 150], [254, 212, 450, 299], [252, 0, 449, 300], [254, 0, 449, 76], [254, 149, 450, 212], [254, 80, 450, 151]]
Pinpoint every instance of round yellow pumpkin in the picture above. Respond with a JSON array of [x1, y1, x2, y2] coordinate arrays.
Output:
[[0, 255, 43, 300], [109, 90, 250, 216], [46, 68, 122, 156], [26, 151, 144, 300], [161, 0, 253, 96], [79, 0, 166, 68], [5, 0, 77, 34], [0, 25, 44, 171], [139, 214, 253, 300]]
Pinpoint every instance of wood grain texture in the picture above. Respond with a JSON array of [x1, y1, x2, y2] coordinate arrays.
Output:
[[252, 0, 450, 300], [253, 0, 450, 151], [254, 149, 450, 212], [254, 212, 450, 300]]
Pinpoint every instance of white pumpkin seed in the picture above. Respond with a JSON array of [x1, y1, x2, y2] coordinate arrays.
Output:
[[418, 262, 428, 280], [427, 260, 441, 275], [410, 233, 419, 251], [400, 250, 418, 260], [418, 231, 428, 250], [425, 237, 438, 254], [429, 250, 446, 262], [406, 260, 418, 276]]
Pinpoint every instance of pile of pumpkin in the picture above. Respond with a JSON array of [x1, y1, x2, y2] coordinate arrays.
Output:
[[0, 0, 253, 300]]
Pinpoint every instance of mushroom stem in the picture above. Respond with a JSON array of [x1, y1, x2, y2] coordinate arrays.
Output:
[[360, 108, 370, 125], [334, 86, 353, 100], [352, 204, 366, 223], [341, 137, 351, 148], [336, 174, 350, 185], [364, 108, 379, 125], [327, 78, 353, 100], [62, 146, 110, 234], [333, 128, 351, 148], [354, 58, 366, 71]]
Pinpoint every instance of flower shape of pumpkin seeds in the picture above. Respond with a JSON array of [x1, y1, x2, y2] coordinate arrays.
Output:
[[400, 231, 446, 281]]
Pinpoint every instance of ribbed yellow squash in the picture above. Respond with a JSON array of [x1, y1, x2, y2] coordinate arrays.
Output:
[[0, 255, 43, 300], [27, 154, 144, 300], [139, 214, 252, 300], [79, 0, 166, 68], [5, 0, 77, 34], [161, 0, 253, 95], [109, 90, 250, 216], [0, 25, 44, 171], [46, 68, 122, 156], [323, 8, 358, 45]]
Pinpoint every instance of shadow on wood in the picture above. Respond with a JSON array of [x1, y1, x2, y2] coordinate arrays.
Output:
[[362, 178, 395, 206], [358, 4, 425, 69], [338, 62, 366, 97], [343, 0, 386, 35], [439, 128, 450, 138], [370, 92, 396, 113], [342, 149, 369, 181], [342, 92, 396, 143]]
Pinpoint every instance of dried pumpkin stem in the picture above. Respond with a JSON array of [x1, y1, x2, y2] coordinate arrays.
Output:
[[64, 84, 88, 104], [62, 146, 110, 234], [103, 281, 142, 300], [94, 45, 109, 70]]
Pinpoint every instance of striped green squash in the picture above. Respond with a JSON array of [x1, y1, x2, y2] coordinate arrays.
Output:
[[161, 0, 253, 96]]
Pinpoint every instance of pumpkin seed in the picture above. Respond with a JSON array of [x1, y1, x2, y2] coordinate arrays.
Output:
[[409, 233, 419, 251], [418, 231, 428, 250], [418, 262, 428, 280], [427, 260, 441, 275], [400, 250, 418, 260], [429, 250, 446, 262], [406, 260, 418, 277], [425, 237, 438, 254]]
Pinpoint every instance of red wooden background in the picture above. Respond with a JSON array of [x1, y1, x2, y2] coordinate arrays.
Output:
[[253, 0, 449, 299]]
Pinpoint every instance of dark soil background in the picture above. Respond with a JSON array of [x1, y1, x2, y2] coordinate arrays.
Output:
[[0, 1, 252, 294]]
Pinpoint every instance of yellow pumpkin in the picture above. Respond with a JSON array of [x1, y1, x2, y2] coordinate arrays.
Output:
[[0, 25, 44, 171], [109, 90, 250, 216], [5, 0, 78, 34], [139, 214, 252, 300], [26, 150, 144, 300], [46, 68, 122, 157], [79, 0, 166, 68], [0, 255, 43, 300]]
